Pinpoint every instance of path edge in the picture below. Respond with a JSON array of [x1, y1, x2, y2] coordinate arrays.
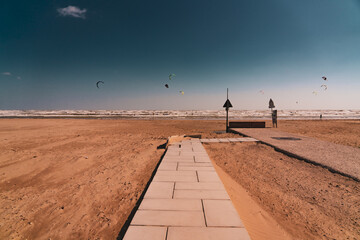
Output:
[[116, 147, 168, 239]]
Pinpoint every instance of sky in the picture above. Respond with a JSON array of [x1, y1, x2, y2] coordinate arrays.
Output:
[[1, 0, 359, 110]]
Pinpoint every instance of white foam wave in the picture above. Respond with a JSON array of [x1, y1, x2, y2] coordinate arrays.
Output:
[[0, 109, 359, 119]]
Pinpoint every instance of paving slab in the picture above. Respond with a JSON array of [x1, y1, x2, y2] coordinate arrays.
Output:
[[162, 157, 194, 163], [228, 138, 239, 142], [203, 200, 244, 227], [231, 128, 360, 181], [139, 199, 203, 211], [158, 162, 177, 171], [193, 153, 209, 157], [178, 162, 212, 167], [175, 182, 225, 190], [194, 157, 211, 163], [192, 146, 204, 149], [132, 210, 205, 227], [144, 182, 174, 199], [240, 138, 258, 142], [192, 144, 205, 148], [179, 150, 193, 154], [177, 166, 214, 171], [153, 175, 198, 182], [123, 226, 167, 240], [197, 171, 222, 182], [192, 152, 207, 156], [166, 152, 180, 156], [192, 148, 205, 152], [180, 145, 192, 149], [167, 227, 251, 240], [173, 190, 229, 199], [156, 170, 196, 176]]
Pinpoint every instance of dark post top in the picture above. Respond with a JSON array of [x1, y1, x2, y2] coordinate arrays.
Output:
[[269, 98, 275, 109]]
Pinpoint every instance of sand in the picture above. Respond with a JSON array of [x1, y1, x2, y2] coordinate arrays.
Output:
[[0, 119, 224, 239], [205, 142, 360, 239], [0, 118, 359, 239], [212, 163, 293, 240], [274, 119, 360, 148]]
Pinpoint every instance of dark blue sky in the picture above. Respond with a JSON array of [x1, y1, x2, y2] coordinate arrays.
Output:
[[1, 0, 359, 110]]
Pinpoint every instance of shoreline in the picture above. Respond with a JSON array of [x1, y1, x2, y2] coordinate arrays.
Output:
[[1, 109, 359, 120], [1, 116, 360, 120]]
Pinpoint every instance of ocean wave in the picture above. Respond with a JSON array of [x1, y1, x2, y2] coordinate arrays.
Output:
[[0, 109, 359, 119]]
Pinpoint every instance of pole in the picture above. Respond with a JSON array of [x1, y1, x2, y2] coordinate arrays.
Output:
[[226, 88, 229, 133], [226, 108, 229, 133]]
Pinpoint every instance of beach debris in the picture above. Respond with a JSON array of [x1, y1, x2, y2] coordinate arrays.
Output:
[[179, 91, 184, 95], [96, 81, 104, 88], [322, 76, 327, 81], [312, 91, 318, 95], [165, 84, 169, 88], [258, 90, 264, 95], [169, 73, 176, 80], [321, 84, 328, 91]]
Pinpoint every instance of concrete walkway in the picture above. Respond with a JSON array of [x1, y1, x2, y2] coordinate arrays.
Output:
[[231, 128, 360, 181], [123, 138, 251, 240], [200, 137, 258, 143]]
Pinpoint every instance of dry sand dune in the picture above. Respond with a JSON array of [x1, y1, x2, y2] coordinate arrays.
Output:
[[0, 119, 359, 239]]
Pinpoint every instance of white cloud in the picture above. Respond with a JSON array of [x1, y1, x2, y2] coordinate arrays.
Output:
[[2, 72, 11, 76], [17, 76, 21, 80], [57, 6, 87, 19]]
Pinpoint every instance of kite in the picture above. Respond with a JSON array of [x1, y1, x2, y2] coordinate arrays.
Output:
[[312, 91, 318, 95], [165, 84, 169, 88], [179, 91, 184, 95], [258, 90, 264, 95], [169, 74, 176, 80], [322, 76, 327, 81], [321, 84, 328, 91], [96, 81, 104, 88]]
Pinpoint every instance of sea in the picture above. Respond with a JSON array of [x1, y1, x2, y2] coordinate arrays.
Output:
[[0, 110, 359, 120]]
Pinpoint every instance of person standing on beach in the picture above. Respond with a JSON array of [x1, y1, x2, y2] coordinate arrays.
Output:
[[272, 110, 278, 128]]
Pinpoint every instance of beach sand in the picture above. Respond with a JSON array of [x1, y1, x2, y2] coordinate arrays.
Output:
[[0, 119, 359, 239], [205, 142, 360, 240]]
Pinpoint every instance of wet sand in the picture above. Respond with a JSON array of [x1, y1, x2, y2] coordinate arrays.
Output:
[[0, 119, 359, 239]]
